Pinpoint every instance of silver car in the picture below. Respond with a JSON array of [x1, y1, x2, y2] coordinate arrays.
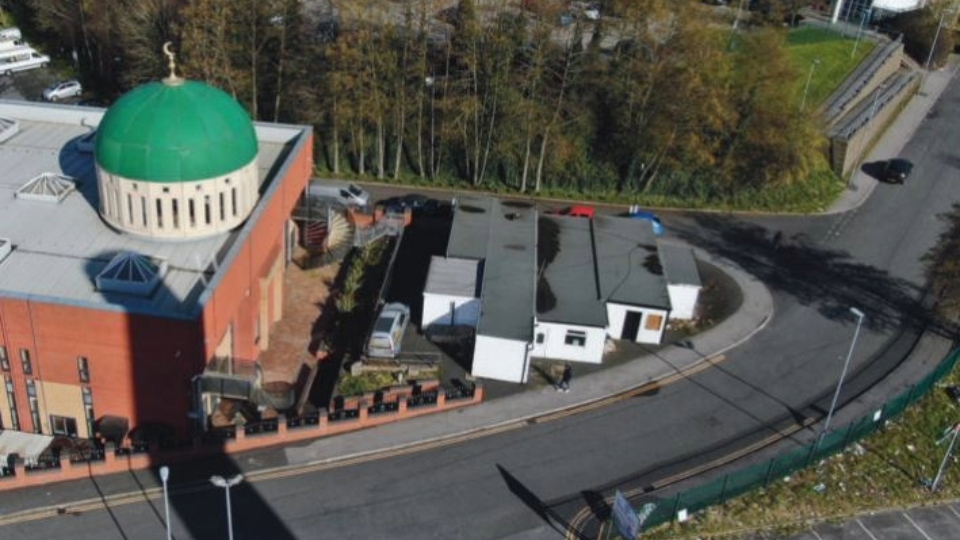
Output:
[[43, 80, 82, 101]]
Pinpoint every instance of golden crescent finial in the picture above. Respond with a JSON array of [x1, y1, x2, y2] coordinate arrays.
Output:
[[162, 41, 182, 85]]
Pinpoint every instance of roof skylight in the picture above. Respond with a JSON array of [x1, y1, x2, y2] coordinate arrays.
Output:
[[0, 117, 19, 143], [16, 172, 77, 203], [95, 251, 168, 297]]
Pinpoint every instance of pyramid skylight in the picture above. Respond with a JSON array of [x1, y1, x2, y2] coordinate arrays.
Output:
[[0, 117, 19, 143], [16, 173, 77, 203], [0, 238, 11, 265], [95, 251, 168, 297]]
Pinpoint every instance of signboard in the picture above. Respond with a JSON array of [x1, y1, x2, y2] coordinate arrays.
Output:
[[612, 491, 640, 540]]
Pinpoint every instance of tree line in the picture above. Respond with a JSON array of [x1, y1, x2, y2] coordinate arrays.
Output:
[[13, 0, 829, 202]]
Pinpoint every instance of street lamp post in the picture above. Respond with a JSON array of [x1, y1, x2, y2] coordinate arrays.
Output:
[[852, 7, 872, 59], [801, 58, 821, 111], [160, 466, 172, 540], [816, 307, 865, 450], [210, 474, 244, 540], [920, 9, 948, 93]]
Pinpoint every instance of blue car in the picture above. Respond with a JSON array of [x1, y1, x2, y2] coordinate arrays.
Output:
[[627, 209, 665, 236]]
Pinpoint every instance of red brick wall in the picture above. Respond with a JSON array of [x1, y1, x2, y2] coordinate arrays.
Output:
[[0, 300, 202, 433], [201, 132, 313, 363]]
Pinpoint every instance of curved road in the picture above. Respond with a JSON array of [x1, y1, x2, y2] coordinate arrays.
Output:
[[3, 78, 960, 540]]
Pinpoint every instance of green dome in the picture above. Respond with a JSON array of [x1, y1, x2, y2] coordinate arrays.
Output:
[[95, 80, 258, 182]]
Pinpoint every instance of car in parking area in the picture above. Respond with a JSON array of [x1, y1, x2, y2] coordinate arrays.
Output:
[[626, 208, 665, 236], [548, 205, 595, 219], [378, 193, 443, 215], [366, 302, 411, 359], [43, 80, 82, 101], [882, 158, 913, 184]]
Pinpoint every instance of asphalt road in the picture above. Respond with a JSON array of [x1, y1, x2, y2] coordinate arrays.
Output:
[[3, 71, 960, 540]]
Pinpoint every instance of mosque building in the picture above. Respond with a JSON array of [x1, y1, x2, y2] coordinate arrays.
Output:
[[0, 49, 313, 446]]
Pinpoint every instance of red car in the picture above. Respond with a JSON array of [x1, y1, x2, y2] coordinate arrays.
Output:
[[549, 205, 595, 219]]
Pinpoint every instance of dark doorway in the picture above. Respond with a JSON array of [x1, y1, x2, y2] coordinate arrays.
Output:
[[621, 311, 642, 340]]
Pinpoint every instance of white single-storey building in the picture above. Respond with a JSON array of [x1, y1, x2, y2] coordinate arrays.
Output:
[[422, 195, 701, 383]]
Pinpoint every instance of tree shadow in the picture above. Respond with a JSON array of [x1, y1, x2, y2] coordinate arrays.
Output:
[[683, 214, 953, 337]]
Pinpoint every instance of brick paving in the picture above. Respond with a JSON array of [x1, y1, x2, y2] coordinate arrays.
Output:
[[257, 259, 341, 385]]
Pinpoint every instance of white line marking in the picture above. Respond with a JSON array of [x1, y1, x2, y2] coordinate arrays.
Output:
[[902, 512, 934, 540], [946, 504, 960, 520], [809, 526, 824, 540], [856, 518, 880, 540]]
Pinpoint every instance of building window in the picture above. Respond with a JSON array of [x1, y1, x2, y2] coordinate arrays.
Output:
[[0, 346, 8, 371], [204, 195, 212, 225], [156, 199, 164, 228], [231, 187, 238, 216], [4, 375, 18, 431], [126, 193, 133, 224], [645, 314, 664, 331], [141, 196, 148, 226], [77, 356, 90, 383], [535, 333, 545, 345], [50, 415, 78, 437], [189, 199, 196, 227], [219, 192, 226, 221], [564, 330, 587, 347], [20, 349, 32, 374], [26, 379, 40, 433], [172, 199, 180, 228], [82, 386, 95, 437]]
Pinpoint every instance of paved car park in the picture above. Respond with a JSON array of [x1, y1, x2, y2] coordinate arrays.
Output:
[[751, 501, 960, 540]]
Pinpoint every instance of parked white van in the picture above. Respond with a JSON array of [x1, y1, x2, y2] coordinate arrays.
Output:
[[366, 303, 410, 359], [306, 179, 369, 207], [0, 45, 49, 75]]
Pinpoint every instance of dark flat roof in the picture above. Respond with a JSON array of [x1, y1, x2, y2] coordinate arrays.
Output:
[[536, 215, 606, 327], [448, 195, 536, 341], [594, 215, 671, 309], [659, 242, 701, 287]]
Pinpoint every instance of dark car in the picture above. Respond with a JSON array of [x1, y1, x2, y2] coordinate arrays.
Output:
[[379, 194, 443, 215], [882, 158, 913, 184]]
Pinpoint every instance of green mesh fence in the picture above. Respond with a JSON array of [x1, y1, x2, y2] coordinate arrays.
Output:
[[628, 347, 960, 535]]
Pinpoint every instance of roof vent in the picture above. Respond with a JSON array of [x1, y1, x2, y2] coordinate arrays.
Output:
[[16, 172, 77, 203], [0, 117, 20, 143], [95, 251, 168, 297], [0, 238, 11, 265]]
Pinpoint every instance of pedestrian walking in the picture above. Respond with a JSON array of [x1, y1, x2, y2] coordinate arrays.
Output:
[[556, 364, 572, 393]]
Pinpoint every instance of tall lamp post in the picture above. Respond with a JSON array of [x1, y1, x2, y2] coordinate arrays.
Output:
[[921, 9, 949, 92], [816, 307, 866, 450], [210, 474, 244, 540], [160, 466, 172, 540], [801, 58, 821, 111]]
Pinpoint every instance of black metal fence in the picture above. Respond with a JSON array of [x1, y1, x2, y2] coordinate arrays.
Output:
[[632, 347, 960, 532]]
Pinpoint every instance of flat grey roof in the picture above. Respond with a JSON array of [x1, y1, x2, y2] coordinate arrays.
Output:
[[594, 215, 671, 309], [0, 100, 308, 319], [448, 195, 536, 341], [424, 256, 481, 298], [537, 215, 606, 327], [659, 242, 701, 287]]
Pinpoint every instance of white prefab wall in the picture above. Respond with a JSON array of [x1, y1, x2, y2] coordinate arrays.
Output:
[[606, 303, 668, 344], [530, 321, 606, 364], [667, 284, 700, 320], [472, 335, 530, 383], [421, 293, 480, 330]]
